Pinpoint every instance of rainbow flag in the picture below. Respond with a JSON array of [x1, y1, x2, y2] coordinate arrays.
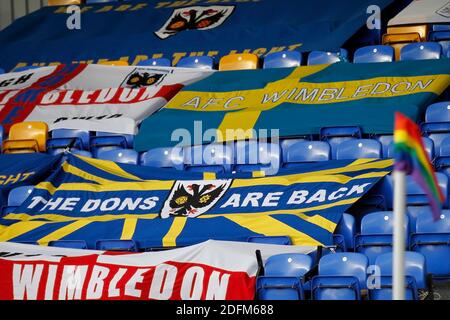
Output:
[[394, 112, 445, 220]]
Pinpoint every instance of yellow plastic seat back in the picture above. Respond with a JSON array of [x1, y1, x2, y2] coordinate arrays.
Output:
[[47, 0, 81, 5], [98, 61, 129, 66], [4, 122, 48, 153], [382, 33, 421, 60], [387, 25, 429, 41], [219, 54, 259, 71]]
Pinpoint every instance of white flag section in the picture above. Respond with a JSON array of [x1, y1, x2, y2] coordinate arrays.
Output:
[[0, 240, 315, 300], [0, 64, 212, 134], [388, 0, 450, 26]]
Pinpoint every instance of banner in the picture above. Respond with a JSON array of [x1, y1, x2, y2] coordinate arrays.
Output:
[[388, 0, 450, 26], [0, 154, 393, 248], [135, 59, 450, 151], [0, 240, 315, 300], [0, 153, 61, 206], [0, 64, 211, 133], [0, 0, 393, 71]]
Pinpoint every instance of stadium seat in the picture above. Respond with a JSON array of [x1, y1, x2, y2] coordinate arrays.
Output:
[[0, 125, 3, 147], [282, 141, 330, 168], [2, 185, 34, 215], [410, 211, 450, 278], [3, 122, 48, 154], [421, 102, 450, 153], [137, 58, 171, 67], [96, 149, 139, 164], [233, 141, 280, 175], [425, 102, 450, 123], [335, 139, 382, 160], [90, 132, 134, 156], [46, 129, 90, 154], [400, 42, 442, 61], [369, 252, 427, 300], [429, 30, 450, 41], [435, 136, 450, 180], [184, 144, 233, 173], [375, 134, 394, 158], [95, 239, 138, 252], [335, 213, 356, 251], [98, 60, 129, 66], [48, 240, 88, 249], [70, 149, 93, 158], [320, 126, 362, 159], [387, 25, 429, 41], [353, 45, 394, 63], [355, 211, 409, 265], [247, 236, 292, 245], [257, 253, 312, 300], [140, 147, 184, 170], [219, 53, 259, 71], [47, 0, 81, 5], [386, 137, 434, 160], [263, 51, 302, 69], [0, 68, 5, 74], [311, 253, 368, 300], [382, 33, 421, 60], [177, 56, 214, 69], [307, 49, 348, 65]]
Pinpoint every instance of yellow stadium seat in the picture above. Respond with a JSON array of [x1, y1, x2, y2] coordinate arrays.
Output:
[[47, 0, 81, 5], [98, 61, 129, 66], [2, 122, 48, 154], [382, 33, 421, 60], [387, 25, 429, 41], [219, 54, 259, 71]]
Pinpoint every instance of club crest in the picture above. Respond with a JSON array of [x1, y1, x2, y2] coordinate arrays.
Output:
[[121, 68, 167, 88], [160, 179, 232, 218], [155, 6, 235, 39], [436, 1, 450, 18]]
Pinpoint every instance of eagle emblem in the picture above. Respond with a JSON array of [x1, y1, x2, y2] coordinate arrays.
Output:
[[160, 179, 232, 218], [123, 71, 165, 89], [155, 6, 235, 39]]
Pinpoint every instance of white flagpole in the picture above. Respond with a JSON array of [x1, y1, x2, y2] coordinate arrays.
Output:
[[393, 170, 406, 300]]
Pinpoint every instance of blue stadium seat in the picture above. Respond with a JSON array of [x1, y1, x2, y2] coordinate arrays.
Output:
[[140, 147, 184, 170], [375, 134, 393, 158], [90, 132, 134, 156], [12, 65, 40, 72], [96, 239, 138, 252], [435, 136, 450, 180], [177, 56, 214, 69], [335, 213, 356, 251], [425, 102, 450, 123], [320, 126, 362, 159], [311, 253, 368, 300], [70, 149, 93, 157], [439, 41, 450, 58], [353, 45, 395, 63], [432, 25, 450, 32], [263, 51, 302, 69], [400, 42, 442, 61], [233, 141, 280, 175], [335, 139, 382, 160], [0, 68, 4, 74], [247, 236, 292, 245], [96, 149, 138, 164], [386, 137, 435, 160], [184, 144, 233, 173], [370, 252, 427, 300], [280, 137, 312, 160], [410, 211, 450, 278], [282, 141, 330, 168], [47, 129, 90, 154], [307, 49, 348, 65], [3, 185, 34, 215], [137, 58, 171, 67], [256, 253, 312, 300], [355, 211, 409, 265], [0, 124, 4, 147], [48, 240, 88, 249]]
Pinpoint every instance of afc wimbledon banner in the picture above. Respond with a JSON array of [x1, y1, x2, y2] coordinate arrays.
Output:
[[0, 64, 210, 133], [0, 154, 392, 248], [0, 0, 393, 70], [135, 59, 450, 150], [0, 241, 315, 300]]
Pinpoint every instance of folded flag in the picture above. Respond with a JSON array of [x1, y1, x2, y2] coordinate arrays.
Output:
[[394, 112, 445, 220]]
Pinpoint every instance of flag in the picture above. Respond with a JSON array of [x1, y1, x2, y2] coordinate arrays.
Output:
[[394, 112, 445, 220]]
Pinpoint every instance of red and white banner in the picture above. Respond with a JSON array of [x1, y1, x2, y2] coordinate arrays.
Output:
[[0, 64, 212, 134], [0, 240, 315, 300]]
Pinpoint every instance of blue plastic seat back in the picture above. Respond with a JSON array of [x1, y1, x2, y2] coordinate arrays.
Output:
[[335, 213, 356, 250], [320, 126, 362, 158], [8, 186, 34, 207], [439, 41, 450, 57], [48, 240, 88, 249], [318, 253, 368, 288], [96, 149, 138, 164], [263, 51, 302, 69], [400, 42, 442, 61], [247, 235, 292, 246], [96, 239, 138, 252], [336, 139, 382, 160], [353, 45, 394, 63], [406, 172, 448, 206], [177, 56, 214, 69], [361, 211, 409, 235], [386, 137, 434, 160], [416, 210, 450, 233], [376, 135, 394, 158], [307, 49, 348, 65], [0, 125, 4, 146], [184, 144, 233, 172], [421, 122, 450, 153], [438, 136, 450, 157], [283, 141, 330, 167], [140, 147, 184, 170], [71, 149, 93, 158], [234, 141, 280, 174], [137, 58, 171, 67], [369, 276, 417, 300], [50, 129, 90, 150], [429, 30, 450, 41], [256, 277, 304, 300], [265, 253, 312, 277], [432, 24, 450, 32], [94, 131, 134, 147], [375, 252, 427, 289], [425, 102, 450, 123], [280, 137, 309, 160]]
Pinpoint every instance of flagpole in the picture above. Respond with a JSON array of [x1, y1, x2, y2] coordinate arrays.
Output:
[[393, 169, 406, 300]]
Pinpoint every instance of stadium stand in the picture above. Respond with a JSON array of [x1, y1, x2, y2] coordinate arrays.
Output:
[[307, 49, 348, 65], [177, 56, 214, 70], [46, 129, 90, 155], [282, 141, 331, 167], [353, 45, 395, 63], [400, 42, 443, 60], [382, 33, 421, 60], [2, 122, 48, 154], [335, 139, 382, 160], [219, 53, 259, 71], [263, 51, 302, 69]]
